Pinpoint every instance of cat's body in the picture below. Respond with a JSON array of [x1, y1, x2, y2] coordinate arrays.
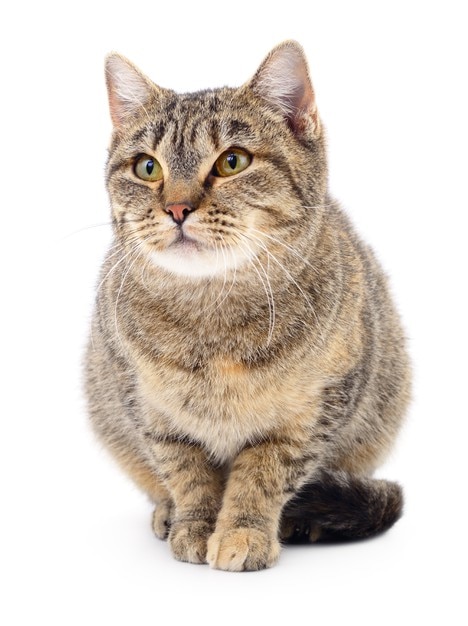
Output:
[[85, 42, 411, 570]]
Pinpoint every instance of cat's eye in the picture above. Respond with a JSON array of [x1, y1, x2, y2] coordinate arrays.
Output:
[[134, 154, 163, 182], [212, 148, 251, 177]]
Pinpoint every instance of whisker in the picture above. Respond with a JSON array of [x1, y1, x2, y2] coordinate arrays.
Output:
[[104, 236, 146, 264], [243, 232, 326, 346], [60, 221, 112, 241], [104, 225, 160, 263], [96, 233, 152, 299], [205, 243, 238, 314], [113, 238, 149, 351], [90, 235, 151, 350], [210, 242, 229, 310], [96, 247, 135, 298], [246, 226, 319, 276], [232, 233, 275, 346], [117, 216, 148, 225], [61, 213, 154, 242]]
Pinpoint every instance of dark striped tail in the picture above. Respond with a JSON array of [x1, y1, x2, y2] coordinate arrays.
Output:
[[281, 470, 403, 543]]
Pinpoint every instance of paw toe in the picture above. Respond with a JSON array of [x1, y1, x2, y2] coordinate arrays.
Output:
[[207, 528, 280, 572], [169, 520, 213, 564]]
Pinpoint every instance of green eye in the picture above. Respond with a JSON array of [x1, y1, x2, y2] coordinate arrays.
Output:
[[213, 148, 251, 177], [134, 154, 163, 181]]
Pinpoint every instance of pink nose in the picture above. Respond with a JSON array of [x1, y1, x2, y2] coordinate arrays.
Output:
[[165, 202, 194, 225]]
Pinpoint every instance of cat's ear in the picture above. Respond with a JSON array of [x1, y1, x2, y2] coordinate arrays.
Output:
[[247, 41, 319, 137], [105, 53, 156, 128]]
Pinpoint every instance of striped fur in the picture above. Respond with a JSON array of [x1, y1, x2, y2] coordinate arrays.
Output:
[[85, 41, 411, 571]]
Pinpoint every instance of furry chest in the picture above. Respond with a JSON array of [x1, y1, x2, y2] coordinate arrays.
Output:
[[136, 354, 317, 462]]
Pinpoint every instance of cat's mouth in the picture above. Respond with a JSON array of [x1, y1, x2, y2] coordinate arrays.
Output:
[[149, 223, 248, 278], [168, 228, 203, 252]]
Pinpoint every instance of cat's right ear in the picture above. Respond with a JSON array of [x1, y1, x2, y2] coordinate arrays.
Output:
[[105, 53, 155, 128]]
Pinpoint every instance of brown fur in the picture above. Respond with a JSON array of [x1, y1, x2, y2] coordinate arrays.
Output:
[[85, 41, 411, 571]]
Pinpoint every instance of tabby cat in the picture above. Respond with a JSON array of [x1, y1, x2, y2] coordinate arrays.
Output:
[[85, 41, 411, 571]]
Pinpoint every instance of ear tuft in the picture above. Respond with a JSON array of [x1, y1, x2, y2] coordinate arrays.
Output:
[[249, 41, 319, 136], [105, 53, 154, 128]]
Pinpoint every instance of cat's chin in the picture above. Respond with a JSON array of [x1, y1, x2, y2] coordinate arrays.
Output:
[[149, 244, 242, 279]]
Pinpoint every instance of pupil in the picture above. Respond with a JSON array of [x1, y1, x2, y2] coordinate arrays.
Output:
[[227, 154, 237, 170], [146, 160, 154, 175]]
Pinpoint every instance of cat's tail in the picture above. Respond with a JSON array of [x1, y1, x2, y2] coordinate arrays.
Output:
[[280, 470, 403, 543]]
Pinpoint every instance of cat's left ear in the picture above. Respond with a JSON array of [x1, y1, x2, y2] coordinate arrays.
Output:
[[247, 41, 320, 137]]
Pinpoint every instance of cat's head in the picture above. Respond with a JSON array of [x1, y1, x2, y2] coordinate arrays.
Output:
[[105, 41, 327, 279]]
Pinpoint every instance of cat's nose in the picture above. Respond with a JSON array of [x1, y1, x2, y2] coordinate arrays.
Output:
[[165, 202, 194, 225]]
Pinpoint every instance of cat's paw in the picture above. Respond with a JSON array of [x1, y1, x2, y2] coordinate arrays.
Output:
[[168, 520, 213, 564], [152, 500, 174, 540], [206, 528, 281, 571]]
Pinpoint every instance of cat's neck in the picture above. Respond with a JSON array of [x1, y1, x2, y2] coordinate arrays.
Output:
[[104, 206, 342, 369]]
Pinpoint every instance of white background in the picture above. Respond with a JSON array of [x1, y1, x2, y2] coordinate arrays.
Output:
[[1, 1, 467, 624]]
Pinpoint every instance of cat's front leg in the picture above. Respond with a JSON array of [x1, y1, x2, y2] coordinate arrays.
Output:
[[207, 439, 319, 571], [149, 437, 224, 564]]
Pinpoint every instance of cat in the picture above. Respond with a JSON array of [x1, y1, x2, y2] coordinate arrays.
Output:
[[85, 40, 411, 571]]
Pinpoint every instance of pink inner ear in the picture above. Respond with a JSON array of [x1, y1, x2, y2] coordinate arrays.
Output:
[[107, 87, 125, 128], [250, 42, 319, 137], [105, 54, 154, 129], [285, 73, 317, 135]]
